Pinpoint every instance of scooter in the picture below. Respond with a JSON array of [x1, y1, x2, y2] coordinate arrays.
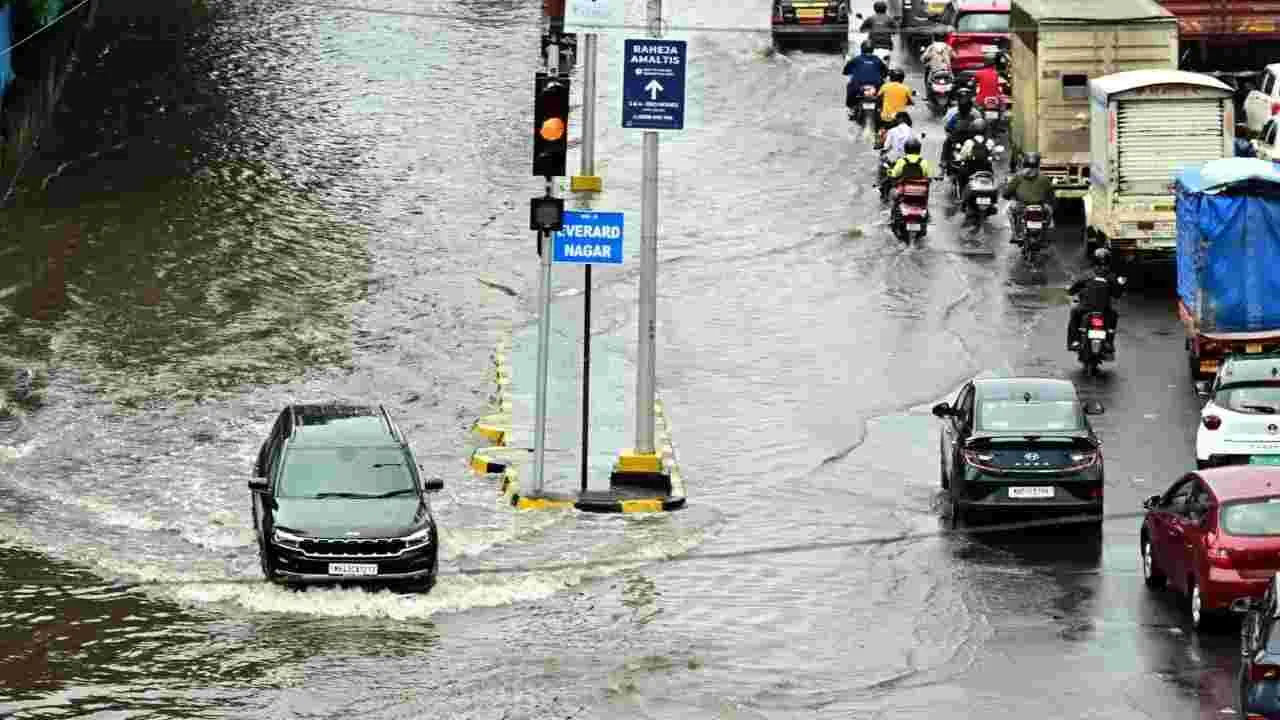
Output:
[[960, 169, 999, 226], [892, 178, 932, 244], [926, 69, 954, 117], [856, 85, 879, 141], [1075, 308, 1115, 376], [981, 96, 1006, 137]]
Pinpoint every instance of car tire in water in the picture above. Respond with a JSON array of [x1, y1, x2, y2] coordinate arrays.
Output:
[[1141, 536, 1165, 589], [1188, 578, 1213, 631], [259, 543, 278, 582]]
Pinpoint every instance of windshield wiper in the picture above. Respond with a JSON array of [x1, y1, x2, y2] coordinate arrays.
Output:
[[370, 489, 417, 498], [312, 492, 378, 499], [1242, 404, 1279, 414]]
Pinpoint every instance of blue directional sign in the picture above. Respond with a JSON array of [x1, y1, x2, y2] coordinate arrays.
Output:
[[552, 211, 624, 265], [622, 39, 687, 131]]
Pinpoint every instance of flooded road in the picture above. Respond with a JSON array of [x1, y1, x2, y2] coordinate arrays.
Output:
[[0, 0, 1248, 717]]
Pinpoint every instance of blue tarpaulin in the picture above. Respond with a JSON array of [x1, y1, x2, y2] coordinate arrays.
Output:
[[0, 4, 13, 102], [1176, 158, 1280, 333]]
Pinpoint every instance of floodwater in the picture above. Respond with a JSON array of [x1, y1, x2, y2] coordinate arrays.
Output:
[[0, 1, 1246, 717]]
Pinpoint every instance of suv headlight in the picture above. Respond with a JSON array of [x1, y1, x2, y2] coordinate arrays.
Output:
[[272, 528, 302, 548], [403, 526, 434, 549]]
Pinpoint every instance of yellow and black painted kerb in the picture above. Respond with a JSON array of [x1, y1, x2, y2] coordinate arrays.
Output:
[[468, 337, 687, 513]]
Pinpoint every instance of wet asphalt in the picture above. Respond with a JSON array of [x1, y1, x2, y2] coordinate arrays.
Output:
[[0, 0, 1253, 717]]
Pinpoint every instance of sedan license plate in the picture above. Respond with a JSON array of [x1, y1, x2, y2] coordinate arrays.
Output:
[[1251, 455, 1280, 466], [976, 197, 991, 206], [1087, 329, 1107, 339], [328, 563, 377, 576], [1026, 221, 1043, 229], [906, 223, 922, 231], [1009, 486, 1054, 499], [1248, 343, 1264, 353]]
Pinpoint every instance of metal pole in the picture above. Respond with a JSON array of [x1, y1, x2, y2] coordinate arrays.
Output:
[[634, 0, 661, 456], [581, 34, 598, 177], [531, 32, 560, 497], [581, 264, 592, 493]]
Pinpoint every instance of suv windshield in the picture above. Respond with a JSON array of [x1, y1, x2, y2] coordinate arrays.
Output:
[[956, 12, 1008, 32], [1222, 498, 1280, 536], [278, 446, 416, 498], [977, 400, 1083, 432], [1217, 383, 1280, 414]]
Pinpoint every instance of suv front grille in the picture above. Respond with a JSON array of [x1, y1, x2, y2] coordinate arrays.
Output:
[[299, 538, 407, 556]]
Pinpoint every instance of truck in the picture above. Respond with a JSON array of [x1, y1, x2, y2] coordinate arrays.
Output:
[[772, 0, 851, 52], [1007, 0, 1179, 199], [1086, 70, 1234, 263], [1174, 157, 1280, 379]]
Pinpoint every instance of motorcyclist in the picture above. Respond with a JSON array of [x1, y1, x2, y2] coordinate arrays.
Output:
[[859, 1, 897, 50], [973, 51, 1003, 109], [1235, 123, 1257, 158], [1067, 247, 1126, 351], [887, 137, 933, 218], [880, 112, 916, 199], [921, 32, 955, 85], [1003, 152, 1057, 243], [843, 41, 888, 120], [941, 90, 981, 176], [955, 118, 995, 216], [878, 68, 913, 131]]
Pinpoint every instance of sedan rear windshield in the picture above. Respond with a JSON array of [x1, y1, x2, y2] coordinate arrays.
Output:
[[1222, 498, 1280, 537], [1217, 383, 1280, 414], [977, 400, 1084, 432], [279, 447, 416, 498], [956, 12, 1009, 32]]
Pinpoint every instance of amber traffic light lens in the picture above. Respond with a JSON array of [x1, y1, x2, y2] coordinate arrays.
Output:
[[539, 117, 566, 141]]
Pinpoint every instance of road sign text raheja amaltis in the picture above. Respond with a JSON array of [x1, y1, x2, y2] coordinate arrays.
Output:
[[622, 39, 688, 131]]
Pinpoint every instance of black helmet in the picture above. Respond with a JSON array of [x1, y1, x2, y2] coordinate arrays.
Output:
[[889, 68, 905, 82], [969, 117, 987, 134], [1022, 152, 1042, 169], [874, 1, 888, 12], [904, 138, 922, 155], [1093, 247, 1111, 266], [895, 111, 912, 126], [861, 40, 874, 54], [955, 88, 973, 104]]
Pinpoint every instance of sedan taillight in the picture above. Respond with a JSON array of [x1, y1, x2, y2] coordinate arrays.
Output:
[[1066, 451, 1099, 471], [962, 449, 998, 471], [1203, 414, 1222, 430]]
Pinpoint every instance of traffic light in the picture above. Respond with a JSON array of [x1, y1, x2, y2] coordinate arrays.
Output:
[[533, 72, 571, 178]]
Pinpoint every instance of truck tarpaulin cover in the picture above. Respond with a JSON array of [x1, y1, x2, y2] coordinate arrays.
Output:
[[1176, 158, 1280, 332]]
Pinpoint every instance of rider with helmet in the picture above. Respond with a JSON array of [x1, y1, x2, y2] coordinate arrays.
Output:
[[973, 50, 1004, 108], [1003, 152, 1057, 242], [921, 32, 955, 85], [1067, 247, 1127, 351], [879, 67, 914, 129], [843, 41, 889, 118], [941, 89, 982, 176], [859, 1, 897, 50], [954, 118, 995, 211], [887, 137, 933, 218], [880, 112, 917, 198]]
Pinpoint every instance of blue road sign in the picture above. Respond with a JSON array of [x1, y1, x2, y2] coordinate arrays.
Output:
[[552, 211, 625, 265], [622, 39, 687, 131]]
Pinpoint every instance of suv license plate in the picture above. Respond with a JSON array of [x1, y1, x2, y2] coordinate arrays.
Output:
[[329, 563, 377, 576], [1087, 329, 1107, 339], [1009, 486, 1054, 499]]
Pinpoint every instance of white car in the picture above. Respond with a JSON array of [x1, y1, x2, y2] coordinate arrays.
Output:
[[1257, 116, 1279, 161], [1195, 354, 1280, 469], [1244, 63, 1280, 134]]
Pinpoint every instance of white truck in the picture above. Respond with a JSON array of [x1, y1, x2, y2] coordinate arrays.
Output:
[[1085, 69, 1234, 263]]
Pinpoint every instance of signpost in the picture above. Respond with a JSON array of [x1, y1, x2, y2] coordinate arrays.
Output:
[[622, 39, 688, 131], [551, 211, 625, 492]]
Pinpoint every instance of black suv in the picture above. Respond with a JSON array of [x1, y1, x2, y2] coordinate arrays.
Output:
[[248, 404, 444, 591], [1236, 573, 1280, 719], [932, 375, 1105, 526]]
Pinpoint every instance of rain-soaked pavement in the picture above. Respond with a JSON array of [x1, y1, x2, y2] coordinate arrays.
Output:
[[0, 0, 1248, 717]]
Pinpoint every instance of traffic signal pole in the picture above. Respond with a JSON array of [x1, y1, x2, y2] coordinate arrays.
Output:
[[530, 30, 560, 498]]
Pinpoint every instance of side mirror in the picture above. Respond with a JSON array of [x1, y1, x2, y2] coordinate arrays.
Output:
[[1083, 400, 1105, 415], [1195, 381, 1210, 399], [248, 478, 269, 492], [931, 402, 952, 418], [1231, 597, 1261, 614], [1142, 494, 1161, 510], [855, 12, 864, 19], [424, 478, 444, 492]]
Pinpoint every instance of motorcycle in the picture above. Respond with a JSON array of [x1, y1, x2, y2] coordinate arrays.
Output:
[[856, 85, 879, 140], [981, 96, 1006, 137], [1076, 308, 1115, 376], [927, 69, 954, 117], [1016, 203, 1048, 262], [959, 169, 999, 226], [892, 178, 931, 244]]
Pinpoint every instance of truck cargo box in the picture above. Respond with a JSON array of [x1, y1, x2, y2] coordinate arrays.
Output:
[[1176, 158, 1280, 333]]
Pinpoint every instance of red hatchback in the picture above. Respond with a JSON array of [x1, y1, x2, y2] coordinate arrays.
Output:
[[1141, 467, 1280, 630], [940, 0, 1010, 72]]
